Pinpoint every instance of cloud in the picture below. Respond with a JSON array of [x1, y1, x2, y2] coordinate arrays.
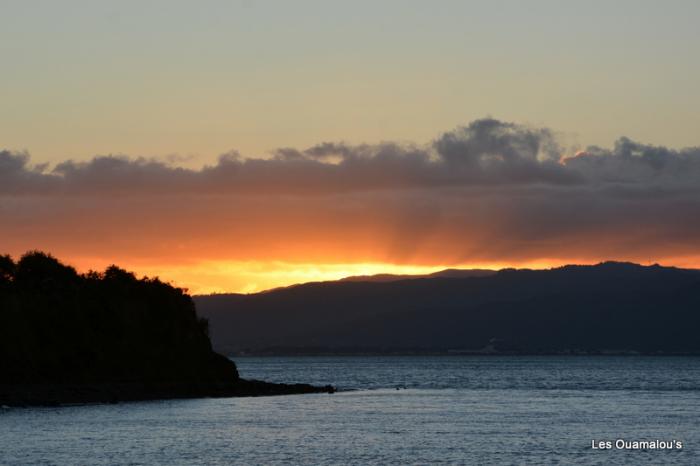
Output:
[[4, 118, 700, 196], [561, 137, 700, 187], [2, 118, 700, 278]]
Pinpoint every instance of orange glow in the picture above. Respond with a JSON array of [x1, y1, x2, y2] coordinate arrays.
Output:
[[121, 261, 459, 294], [5, 182, 700, 294], [55, 256, 699, 295]]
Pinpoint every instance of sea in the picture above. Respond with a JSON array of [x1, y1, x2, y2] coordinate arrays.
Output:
[[1, 356, 699, 465]]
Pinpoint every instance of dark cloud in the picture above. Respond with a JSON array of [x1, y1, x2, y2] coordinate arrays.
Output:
[[563, 137, 700, 187], [1, 118, 700, 267], [3, 118, 700, 196]]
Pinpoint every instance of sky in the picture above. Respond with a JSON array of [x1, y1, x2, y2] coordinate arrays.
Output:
[[2, 1, 700, 293]]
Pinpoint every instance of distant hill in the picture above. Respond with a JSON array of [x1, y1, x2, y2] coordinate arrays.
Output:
[[195, 262, 700, 355], [0, 252, 332, 406], [339, 268, 496, 283]]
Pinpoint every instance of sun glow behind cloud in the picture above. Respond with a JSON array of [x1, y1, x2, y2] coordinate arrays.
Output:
[[133, 261, 454, 294], [26, 248, 700, 295], [3, 118, 700, 294], [101, 255, 700, 295], [63, 258, 582, 295]]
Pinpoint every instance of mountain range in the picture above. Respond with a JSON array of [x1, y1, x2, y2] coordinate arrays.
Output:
[[194, 262, 700, 355]]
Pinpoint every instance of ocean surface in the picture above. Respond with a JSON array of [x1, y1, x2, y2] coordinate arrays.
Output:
[[1, 356, 699, 465]]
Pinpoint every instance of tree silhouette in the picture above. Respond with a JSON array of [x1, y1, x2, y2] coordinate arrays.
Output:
[[0, 251, 237, 385]]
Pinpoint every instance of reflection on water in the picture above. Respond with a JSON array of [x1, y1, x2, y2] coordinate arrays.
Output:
[[1, 356, 699, 465]]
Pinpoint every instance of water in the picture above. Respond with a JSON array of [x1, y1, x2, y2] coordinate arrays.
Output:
[[1, 356, 699, 465]]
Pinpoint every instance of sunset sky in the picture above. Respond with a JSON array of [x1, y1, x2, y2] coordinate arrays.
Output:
[[2, 1, 700, 293]]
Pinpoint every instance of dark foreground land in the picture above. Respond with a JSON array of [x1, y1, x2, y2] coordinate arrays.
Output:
[[0, 252, 333, 407], [0, 379, 334, 407]]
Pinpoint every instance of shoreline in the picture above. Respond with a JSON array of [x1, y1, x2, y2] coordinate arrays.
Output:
[[226, 351, 700, 357], [0, 379, 335, 408]]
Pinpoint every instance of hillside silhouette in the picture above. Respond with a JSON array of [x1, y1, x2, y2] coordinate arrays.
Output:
[[338, 269, 496, 283], [0, 252, 332, 406], [196, 262, 700, 355]]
